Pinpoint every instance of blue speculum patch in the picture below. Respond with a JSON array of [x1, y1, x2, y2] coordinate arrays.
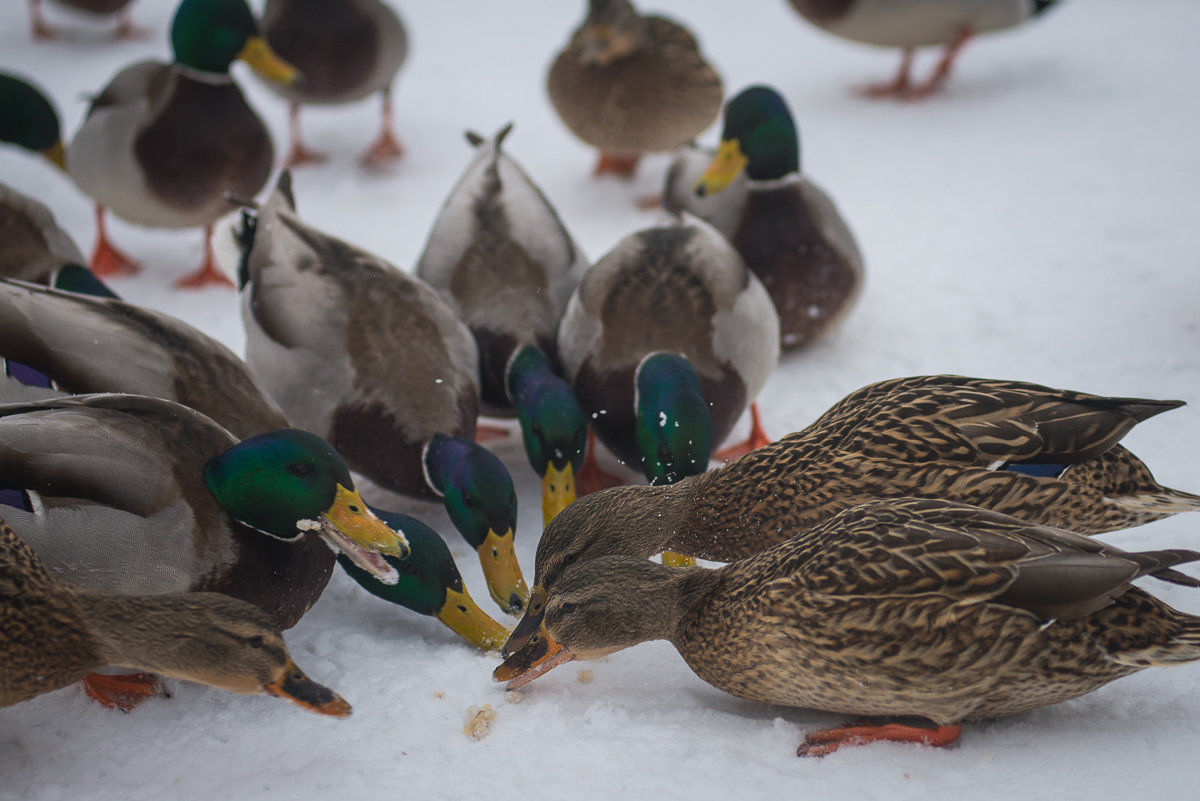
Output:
[[3, 358, 52, 388], [0, 487, 32, 512], [1003, 461, 1068, 478]]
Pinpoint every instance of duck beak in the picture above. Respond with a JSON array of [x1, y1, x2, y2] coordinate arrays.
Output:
[[316, 484, 408, 585], [41, 140, 67, 172], [694, 139, 748, 197], [435, 586, 512, 652], [502, 585, 545, 657], [476, 527, 529, 615], [238, 36, 301, 85], [493, 622, 574, 689], [263, 658, 352, 718], [541, 463, 576, 527]]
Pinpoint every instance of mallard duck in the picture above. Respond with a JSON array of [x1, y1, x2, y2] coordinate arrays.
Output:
[[0, 184, 85, 285], [232, 173, 529, 615], [415, 123, 590, 526], [547, 0, 723, 177], [496, 497, 1200, 755], [786, 0, 1061, 98], [503, 374, 1200, 656], [557, 215, 779, 496], [1, 515, 350, 716], [681, 85, 863, 349], [68, 0, 298, 288], [258, 0, 408, 168], [28, 0, 143, 40], [0, 72, 66, 170]]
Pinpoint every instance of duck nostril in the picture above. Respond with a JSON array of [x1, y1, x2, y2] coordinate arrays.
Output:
[[508, 593, 524, 613]]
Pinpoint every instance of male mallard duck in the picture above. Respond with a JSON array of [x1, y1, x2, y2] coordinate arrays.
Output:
[[548, 0, 723, 177], [496, 497, 1200, 755], [504, 374, 1200, 656], [68, 0, 298, 287], [232, 174, 529, 615], [0, 515, 350, 716], [0, 72, 67, 169], [0, 184, 85, 285], [681, 86, 863, 349], [259, 0, 408, 167], [28, 0, 143, 40], [786, 0, 1061, 98], [415, 124, 590, 526], [557, 215, 779, 496]]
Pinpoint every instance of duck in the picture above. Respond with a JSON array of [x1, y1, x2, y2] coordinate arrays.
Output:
[[68, 0, 299, 288], [0, 72, 67, 171], [258, 0, 408, 168], [557, 214, 779, 498], [0, 184, 86, 285], [230, 173, 530, 615], [0, 514, 351, 716], [785, 0, 1061, 98], [503, 374, 1200, 657], [679, 85, 863, 349], [0, 277, 508, 651], [28, 0, 144, 40], [496, 496, 1200, 756], [547, 0, 723, 178], [415, 123, 590, 526]]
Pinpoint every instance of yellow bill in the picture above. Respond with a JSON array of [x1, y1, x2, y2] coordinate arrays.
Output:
[[435, 586, 512, 652], [695, 138, 748, 197], [42, 140, 66, 172], [542, 463, 577, 527], [238, 35, 301, 85], [476, 528, 530, 615]]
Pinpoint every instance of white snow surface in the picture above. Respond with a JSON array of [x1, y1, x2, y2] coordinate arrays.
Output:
[[3, 1, 1200, 798]]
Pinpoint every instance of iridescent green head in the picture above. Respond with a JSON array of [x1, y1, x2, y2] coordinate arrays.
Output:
[[696, 85, 798, 195], [0, 73, 63, 168], [424, 434, 529, 614], [634, 353, 713, 485], [170, 0, 298, 82]]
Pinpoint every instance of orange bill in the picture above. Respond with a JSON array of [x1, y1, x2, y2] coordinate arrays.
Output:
[[492, 621, 574, 690], [263, 659, 352, 718]]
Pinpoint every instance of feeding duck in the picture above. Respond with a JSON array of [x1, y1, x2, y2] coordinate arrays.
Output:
[[0, 73, 67, 170], [68, 0, 298, 288], [678, 85, 863, 349], [0, 277, 507, 651], [496, 497, 1200, 756], [0, 393, 406, 708], [0, 514, 350, 716], [231, 173, 529, 615], [0, 184, 86, 286], [547, 0, 723, 178], [27, 0, 144, 40], [415, 123, 590, 526], [258, 0, 408, 168], [557, 215, 779, 498], [503, 374, 1200, 657], [785, 0, 1061, 98]]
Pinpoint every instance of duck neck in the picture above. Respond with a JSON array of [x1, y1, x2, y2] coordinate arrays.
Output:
[[77, 592, 195, 676]]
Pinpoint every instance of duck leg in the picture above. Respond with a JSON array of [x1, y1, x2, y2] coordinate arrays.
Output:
[[360, 88, 405, 168], [174, 225, 235, 289], [575, 428, 627, 496], [713, 402, 771, 462], [29, 0, 57, 40], [798, 721, 962, 757], [856, 48, 913, 98], [283, 103, 328, 168], [906, 28, 974, 99], [593, 151, 641, 178], [88, 205, 140, 278], [81, 672, 164, 712], [112, 6, 150, 40], [474, 422, 510, 444]]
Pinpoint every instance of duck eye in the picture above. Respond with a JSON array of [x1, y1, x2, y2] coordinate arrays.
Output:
[[288, 462, 313, 477], [401, 561, 419, 575], [463, 494, 475, 509], [247, 635, 264, 649], [558, 603, 579, 616]]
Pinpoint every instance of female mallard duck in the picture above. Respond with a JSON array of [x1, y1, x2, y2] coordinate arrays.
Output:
[[557, 215, 779, 496], [504, 374, 1200, 656], [0, 73, 67, 170], [496, 497, 1200, 755], [0, 278, 507, 651], [415, 123, 590, 526], [233, 173, 529, 615], [0, 184, 86, 285], [786, 0, 1060, 98], [0, 515, 350, 716], [258, 0, 408, 168], [68, 0, 298, 287], [28, 0, 143, 40], [547, 0, 723, 178], [679, 85, 863, 349]]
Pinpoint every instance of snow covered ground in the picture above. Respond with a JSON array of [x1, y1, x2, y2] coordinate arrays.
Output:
[[3, 0, 1200, 798]]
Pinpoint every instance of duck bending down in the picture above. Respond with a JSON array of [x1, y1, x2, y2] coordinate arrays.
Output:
[[27, 0, 144, 40], [497, 497, 1200, 756]]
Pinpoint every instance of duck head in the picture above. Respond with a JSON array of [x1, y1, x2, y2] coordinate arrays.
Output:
[[572, 0, 648, 67], [0, 73, 64, 170], [204, 429, 408, 585], [171, 0, 298, 83], [696, 85, 799, 196], [634, 352, 713, 486]]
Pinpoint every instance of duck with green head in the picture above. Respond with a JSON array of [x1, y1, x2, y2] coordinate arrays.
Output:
[[667, 85, 864, 351], [0, 73, 66, 169], [68, 0, 299, 288], [230, 174, 530, 615], [415, 124, 590, 526]]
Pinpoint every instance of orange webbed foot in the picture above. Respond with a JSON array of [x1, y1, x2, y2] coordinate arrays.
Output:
[[592, 151, 641, 179], [360, 130, 404, 169], [82, 672, 164, 712], [576, 428, 626, 496], [798, 721, 961, 757], [713, 402, 771, 462], [474, 422, 510, 444], [89, 238, 139, 278]]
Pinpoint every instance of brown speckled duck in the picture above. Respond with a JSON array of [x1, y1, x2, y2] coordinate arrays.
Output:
[[503, 374, 1200, 657], [496, 497, 1200, 756], [0, 514, 351, 716], [0, 184, 85, 285], [547, 0, 723, 177]]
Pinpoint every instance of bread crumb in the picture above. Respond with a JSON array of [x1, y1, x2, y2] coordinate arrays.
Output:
[[432, 690, 444, 699], [577, 669, 594, 684], [504, 691, 523, 704], [463, 705, 497, 740]]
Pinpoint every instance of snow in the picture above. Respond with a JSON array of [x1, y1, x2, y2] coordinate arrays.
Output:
[[3, 0, 1200, 798]]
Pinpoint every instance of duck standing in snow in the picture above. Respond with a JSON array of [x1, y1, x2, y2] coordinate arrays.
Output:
[[68, 0, 298, 287], [27, 0, 143, 40]]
